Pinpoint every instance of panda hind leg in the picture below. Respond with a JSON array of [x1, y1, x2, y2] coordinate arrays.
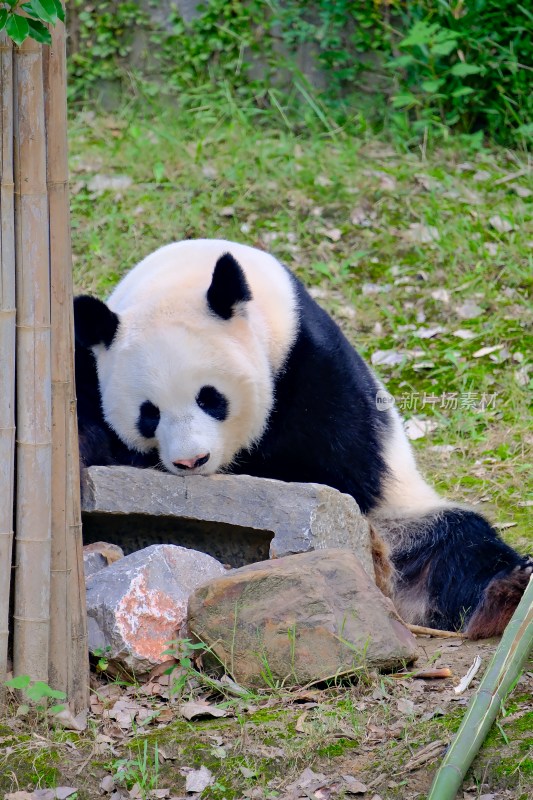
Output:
[[370, 506, 532, 637], [465, 558, 533, 639]]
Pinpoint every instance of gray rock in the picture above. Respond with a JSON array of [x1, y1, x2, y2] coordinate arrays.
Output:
[[81, 466, 373, 574], [83, 551, 108, 580], [83, 541, 124, 579], [86, 544, 227, 674], [188, 549, 418, 687]]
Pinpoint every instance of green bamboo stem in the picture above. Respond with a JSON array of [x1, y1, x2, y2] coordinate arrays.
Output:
[[428, 575, 533, 800]]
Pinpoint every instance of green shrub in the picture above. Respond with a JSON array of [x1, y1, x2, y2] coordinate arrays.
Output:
[[67, 0, 532, 146], [386, 0, 532, 143]]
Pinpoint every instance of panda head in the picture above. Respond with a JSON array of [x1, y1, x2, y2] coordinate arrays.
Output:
[[74, 253, 274, 476]]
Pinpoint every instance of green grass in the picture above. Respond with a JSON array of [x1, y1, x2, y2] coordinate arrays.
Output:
[[69, 103, 532, 549]]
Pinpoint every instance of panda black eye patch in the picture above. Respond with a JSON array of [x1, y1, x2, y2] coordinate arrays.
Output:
[[196, 386, 229, 421], [137, 401, 160, 438]]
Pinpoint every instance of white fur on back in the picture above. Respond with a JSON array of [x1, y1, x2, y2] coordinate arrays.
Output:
[[377, 407, 447, 515]]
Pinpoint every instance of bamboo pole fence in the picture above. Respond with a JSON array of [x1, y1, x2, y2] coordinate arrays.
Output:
[[0, 31, 16, 691], [13, 32, 53, 683], [43, 22, 88, 707], [0, 15, 88, 712]]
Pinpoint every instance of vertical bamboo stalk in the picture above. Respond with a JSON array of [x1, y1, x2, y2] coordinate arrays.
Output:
[[43, 21, 88, 711], [13, 36, 52, 683], [0, 31, 16, 690]]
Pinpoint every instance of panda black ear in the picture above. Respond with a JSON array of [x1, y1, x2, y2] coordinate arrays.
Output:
[[74, 295, 120, 349], [206, 253, 252, 320]]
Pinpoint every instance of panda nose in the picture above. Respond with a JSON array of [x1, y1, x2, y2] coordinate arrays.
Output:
[[173, 453, 210, 470]]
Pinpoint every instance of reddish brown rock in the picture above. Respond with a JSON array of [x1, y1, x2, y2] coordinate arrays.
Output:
[[188, 549, 418, 687], [86, 544, 227, 674]]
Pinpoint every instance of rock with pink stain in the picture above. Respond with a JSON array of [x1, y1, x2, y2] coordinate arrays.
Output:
[[86, 544, 227, 674]]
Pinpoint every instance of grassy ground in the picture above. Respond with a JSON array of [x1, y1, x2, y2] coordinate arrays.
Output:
[[1, 639, 532, 799], [69, 105, 532, 549], [4, 104, 531, 800]]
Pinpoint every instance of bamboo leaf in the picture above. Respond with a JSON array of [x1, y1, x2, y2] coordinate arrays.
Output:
[[0, 9, 8, 30]]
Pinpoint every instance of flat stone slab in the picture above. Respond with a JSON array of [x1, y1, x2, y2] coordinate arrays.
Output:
[[81, 466, 373, 574]]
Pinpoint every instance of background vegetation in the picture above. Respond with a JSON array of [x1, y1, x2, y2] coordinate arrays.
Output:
[[67, 0, 533, 148]]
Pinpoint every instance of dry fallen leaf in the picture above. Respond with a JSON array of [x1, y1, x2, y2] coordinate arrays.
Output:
[[5, 794, 34, 800], [431, 288, 450, 304], [179, 699, 228, 720], [371, 350, 405, 367], [350, 206, 376, 227], [453, 329, 476, 339], [455, 300, 483, 320], [202, 164, 218, 179], [429, 444, 455, 455], [100, 775, 116, 794], [396, 697, 416, 716], [25, 789, 79, 800], [404, 223, 440, 244], [514, 367, 530, 386], [106, 698, 146, 729], [404, 417, 438, 441], [182, 765, 213, 794], [416, 325, 446, 339], [53, 706, 88, 731], [295, 711, 309, 733], [472, 170, 492, 182], [323, 227, 342, 242], [473, 344, 503, 358], [489, 214, 514, 234], [87, 174, 132, 194]]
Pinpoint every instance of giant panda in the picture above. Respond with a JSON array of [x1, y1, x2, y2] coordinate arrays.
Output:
[[74, 238, 532, 638]]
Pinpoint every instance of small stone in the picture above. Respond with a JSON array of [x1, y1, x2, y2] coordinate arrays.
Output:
[[84, 542, 124, 578]]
